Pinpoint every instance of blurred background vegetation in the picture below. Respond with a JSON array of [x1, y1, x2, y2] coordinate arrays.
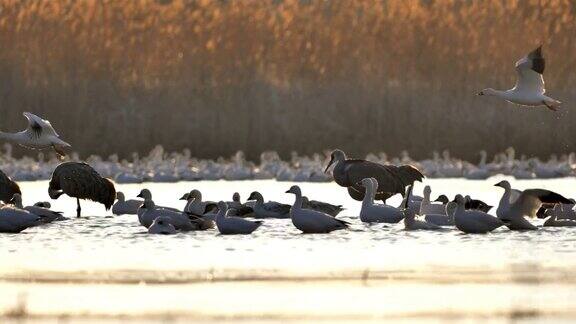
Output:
[[0, 0, 574, 160]]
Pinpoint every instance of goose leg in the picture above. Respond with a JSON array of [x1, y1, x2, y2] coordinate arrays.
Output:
[[76, 198, 81, 218]]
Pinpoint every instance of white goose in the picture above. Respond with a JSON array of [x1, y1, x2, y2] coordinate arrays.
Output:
[[215, 201, 262, 235], [495, 180, 571, 230], [543, 205, 576, 227], [112, 192, 143, 215], [0, 205, 42, 233], [0, 112, 71, 156], [425, 201, 457, 226], [286, 185, 348, 233], [419, 186, 446, 215], [359, 178, 403, 223], [454, 195, 504, 234], [148, 216, 178, 234], [478, 46, 561, 111], [403, 186, 442, 231]]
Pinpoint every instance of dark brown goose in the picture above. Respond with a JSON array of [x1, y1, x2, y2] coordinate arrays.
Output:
[[48, 162, 116, 217], [324, 149, 424, 203]]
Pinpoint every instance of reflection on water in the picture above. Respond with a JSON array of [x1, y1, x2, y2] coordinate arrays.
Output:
[[2, 177, 576, 321]]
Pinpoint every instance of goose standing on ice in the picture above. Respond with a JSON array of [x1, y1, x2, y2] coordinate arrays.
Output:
[[247, 191, 291, 219], [0, 169, 21, 204], [48, 162, 116, 217], [148, 216, 178, 234], [0, 112, 71, 156], [286, 185, 349, 233], [215, 201, 262, 235], [478, 46, 561, 111], [358, 178, 403, 223], [112, 192, 143, 215], [453, 195, 504, 234], [325, 149, 424, 203], [495, 180, 571, 230]]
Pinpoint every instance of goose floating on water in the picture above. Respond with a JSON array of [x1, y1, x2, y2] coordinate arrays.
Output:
[[215, 201, 262, 235], [454, 195, 504, 234], [325, 149, 424, 203], [543, 205, 576, 227], [478, 46, 561, 111], [10, 193, 64, 223], [148, 216, 178, 234], [247, 191, 291, 219], [419, 186, 446, 215], [403, 186, 442, 231], [286, 185, 349, 233], [495, 180, 571, 230], [0, 112, 71, 156], [0, 205, 43, 233], [112, 191, 143, 215], [358, 178, 403, 224]]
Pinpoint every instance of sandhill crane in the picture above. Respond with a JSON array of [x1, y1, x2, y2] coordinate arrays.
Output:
[[48, 162, 116, 217], [0, 112, 71, 156], [325, 149, 424, 203], [0, 169, 20, 204]]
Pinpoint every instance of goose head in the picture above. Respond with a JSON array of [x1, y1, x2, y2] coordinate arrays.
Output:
[[217, 201, 228, 214], [247, 191, 263, 202], [454, 194, 466, 206], [358, 178, 375, 188], [116, 191, 125, 202], [232, 192, 240, 202], [136, 189, 152, 200], [423, 185, 432, 196], [434, 195, 449, 204], [285, 185, 302, 196], [494, 180, 511, 190], [324, 149, 346, 173], [149, 216, 177, 235]]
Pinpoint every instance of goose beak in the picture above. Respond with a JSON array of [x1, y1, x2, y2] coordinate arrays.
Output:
[[136, 193, 143, 198], [324, 157, 334, 173], [285, 190, 290, 193], [179, 194, 188, 200]]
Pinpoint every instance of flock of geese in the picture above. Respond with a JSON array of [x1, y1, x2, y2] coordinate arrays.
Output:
[[0, 45, 573, 235]]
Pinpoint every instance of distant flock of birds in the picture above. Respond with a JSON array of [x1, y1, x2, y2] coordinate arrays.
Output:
[[0, 45, 572, 235]]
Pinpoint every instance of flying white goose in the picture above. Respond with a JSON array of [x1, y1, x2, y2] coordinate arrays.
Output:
[[215, 201, 262, 235], [478, 46, 561, 111], [419, 185, 446, 215], [495, 180, 571, 230], [359, 178, 403, 223], [0, 112, 71, 156], [10, 193, 64, 222], [112, 191, 143, 215], [286, 185, 348, 233], [0, 205, 43, 233], [247, 191, 291, 219], [148, 216, 178, 234], [543, 205, 576, 227], [403, 185, 442, 231], [453, 195, 504, 234], [425, 201, 457, 226]]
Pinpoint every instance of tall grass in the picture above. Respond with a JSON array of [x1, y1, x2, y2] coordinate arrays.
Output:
[[0, 0, 574, 160]]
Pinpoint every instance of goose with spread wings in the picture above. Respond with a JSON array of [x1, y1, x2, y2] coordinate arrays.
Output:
[[495, 180, 572, 230], [478, 46, 561, 111], [0, 112, 71, 156]]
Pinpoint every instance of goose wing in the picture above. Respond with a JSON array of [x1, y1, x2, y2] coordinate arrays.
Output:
[[23, 112, 58, 138], [514, 46, 545, 95], [514, 189, 571, 218]]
